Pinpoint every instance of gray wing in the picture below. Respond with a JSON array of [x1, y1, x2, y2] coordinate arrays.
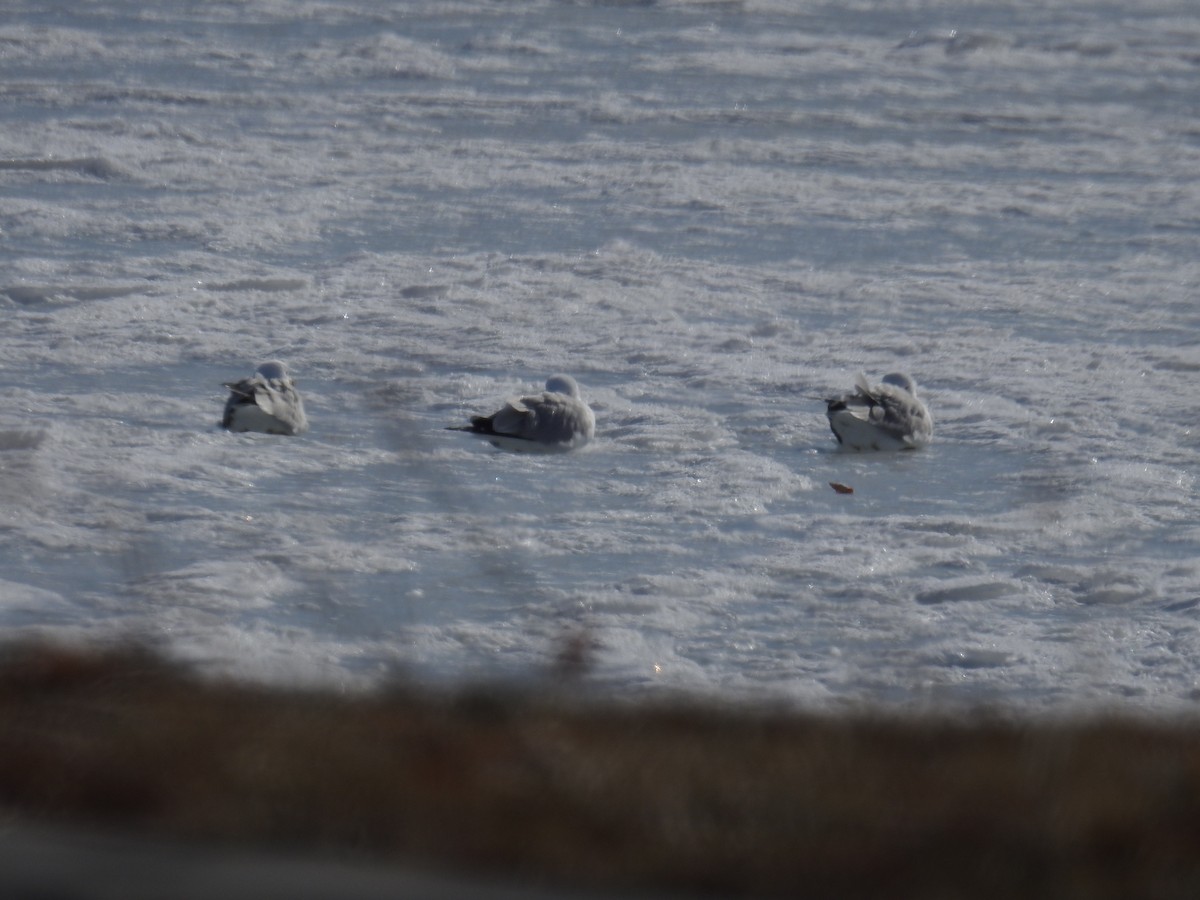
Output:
[[865, 382, 932, 446], [256, 380, 308, 434], [487, 396, 539, 439], [493, 391, 594, 444]]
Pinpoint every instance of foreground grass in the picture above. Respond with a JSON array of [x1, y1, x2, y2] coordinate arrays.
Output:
[[1, 641, 1199, 898]]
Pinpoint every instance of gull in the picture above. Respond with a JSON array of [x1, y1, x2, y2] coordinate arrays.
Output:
[[221, 360, 309, 435], [448, 374, 595, 453], [825, 372, 932, 451]]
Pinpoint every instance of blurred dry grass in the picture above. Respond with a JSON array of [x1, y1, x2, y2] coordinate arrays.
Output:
[[2, 640, 1200, 898]]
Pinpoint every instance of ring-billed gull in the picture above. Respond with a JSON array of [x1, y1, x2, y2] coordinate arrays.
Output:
[[221, 361, 309, 435], [825, 372, 932, 451], [448, 374, 595, 453]]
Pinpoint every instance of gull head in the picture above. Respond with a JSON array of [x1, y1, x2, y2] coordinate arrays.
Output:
[[256, 360, 291, 381], [545, 374, 581, 398], [881, 372, 918, 395]]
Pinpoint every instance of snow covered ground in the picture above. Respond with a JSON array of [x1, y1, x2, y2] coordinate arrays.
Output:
[[2, 0, 1199, 712]]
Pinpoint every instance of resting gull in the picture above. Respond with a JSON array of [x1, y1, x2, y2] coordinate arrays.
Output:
[[221, 360, 309, 436], [449, 375, 595, 453], [825, 372, 932, 451]]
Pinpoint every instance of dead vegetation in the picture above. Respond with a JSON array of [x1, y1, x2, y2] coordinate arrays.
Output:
[[1, 640, 1199, 898]]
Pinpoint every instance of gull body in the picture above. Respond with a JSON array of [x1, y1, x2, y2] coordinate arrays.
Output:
[[825, 372, 931, 451], [449, 375, 595, 453], [222, 360, 309, 436]]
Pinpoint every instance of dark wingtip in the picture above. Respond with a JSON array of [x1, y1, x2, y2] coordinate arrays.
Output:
[[447, 416, 499, 435], [468, 415, 498, 435]]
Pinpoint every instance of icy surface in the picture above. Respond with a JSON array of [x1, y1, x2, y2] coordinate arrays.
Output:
[[2, 0, 1199, 712]]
